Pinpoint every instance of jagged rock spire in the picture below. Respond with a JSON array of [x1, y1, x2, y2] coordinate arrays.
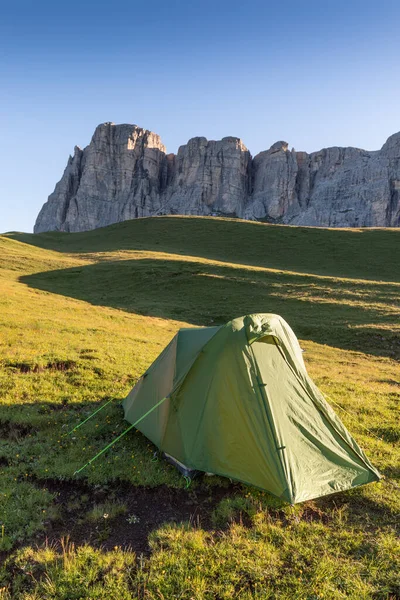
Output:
[[34, 122, 400, 232]]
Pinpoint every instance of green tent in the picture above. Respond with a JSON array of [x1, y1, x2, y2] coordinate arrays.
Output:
[[123, 314, 380, 503]]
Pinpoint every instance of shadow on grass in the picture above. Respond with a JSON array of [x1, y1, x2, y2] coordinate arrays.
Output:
[[8, 216, 400, 282], [0, 397, 397, 564], [0, 401, 242, 554], [20, 257, 400, 359]]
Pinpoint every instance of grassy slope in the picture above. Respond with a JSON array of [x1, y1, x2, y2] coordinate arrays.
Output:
[[0, 217, 399, 599]]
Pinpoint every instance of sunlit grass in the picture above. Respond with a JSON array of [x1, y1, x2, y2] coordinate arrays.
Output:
[[0, 217, 399, 598]]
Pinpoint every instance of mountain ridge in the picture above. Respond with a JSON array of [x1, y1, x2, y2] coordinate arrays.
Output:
[[34, 123, 400, 232]]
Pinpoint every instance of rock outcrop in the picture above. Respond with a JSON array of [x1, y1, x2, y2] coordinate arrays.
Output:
[[34, 122, 400, 232]]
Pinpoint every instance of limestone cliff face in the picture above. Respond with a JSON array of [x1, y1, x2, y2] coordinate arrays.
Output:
[[35, 123, 167, 233], [34, 122, 400, 232], [248, 142, 299, 221], [164, 137, 252, 217]]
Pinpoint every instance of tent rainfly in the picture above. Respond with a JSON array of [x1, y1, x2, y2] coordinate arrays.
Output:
[[123, 314, 381, 503]]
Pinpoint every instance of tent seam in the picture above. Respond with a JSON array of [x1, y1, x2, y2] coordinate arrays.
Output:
[[159, 327, 222, 459], [248, 342, 294, 504], [272, 338, 380, 478]]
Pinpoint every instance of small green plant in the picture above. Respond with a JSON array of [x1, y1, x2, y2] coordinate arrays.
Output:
[[0, 536, 12, 552], [211, 495, 257, 527], [0, 525, 12, 552], [126, 513, 140, 524], [66, 498, 82, 512], [86, 501, 127, 522]]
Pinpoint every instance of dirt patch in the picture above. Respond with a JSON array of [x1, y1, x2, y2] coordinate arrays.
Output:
[[6, 359, 77, 374], [35, 479, 237, 555], [0, 421, 33, 440], [46, 360, 77, 372], [79, 354, 97, 361], [32, 479, 331, 556], [301, 502, 329, 524], [6, 361, 43, 374], [3, 471, 331, 562]]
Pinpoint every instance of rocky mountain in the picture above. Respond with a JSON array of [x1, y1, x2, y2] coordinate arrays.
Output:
[[34, 122, 400, 232]]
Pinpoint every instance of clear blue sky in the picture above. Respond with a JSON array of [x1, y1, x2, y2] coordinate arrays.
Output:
[[1, 0, 400, 232]]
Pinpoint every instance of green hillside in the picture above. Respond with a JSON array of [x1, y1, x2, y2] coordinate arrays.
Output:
[[1, 217, 399, 599], [9, 216, 400, 280]]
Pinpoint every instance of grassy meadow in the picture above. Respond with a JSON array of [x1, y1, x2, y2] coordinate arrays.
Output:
[[0, 216, 399, 599]]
